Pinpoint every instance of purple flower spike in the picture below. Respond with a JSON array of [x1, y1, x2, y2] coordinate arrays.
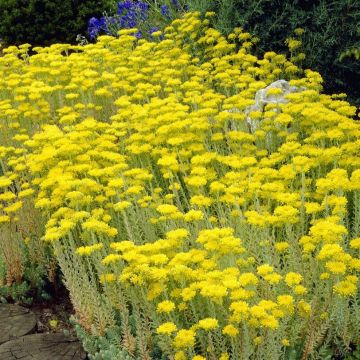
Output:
[[161, 5, 170, 16]]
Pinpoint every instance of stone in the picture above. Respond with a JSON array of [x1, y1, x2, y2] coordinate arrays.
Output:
[[245, 79, 305, 132], [0, 333, 86, 360], [0, 304, 37, 344]]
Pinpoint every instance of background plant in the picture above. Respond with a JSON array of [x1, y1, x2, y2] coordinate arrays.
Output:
[[87, 0, 187, 40], [340, 29, 360, 62], [0, 0, 114, 47]]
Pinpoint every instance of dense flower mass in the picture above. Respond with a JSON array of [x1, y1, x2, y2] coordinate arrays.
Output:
[[0, 11, 359, 359]]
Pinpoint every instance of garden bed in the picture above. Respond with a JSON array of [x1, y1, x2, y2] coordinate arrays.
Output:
[[0, 8, 359, 360]]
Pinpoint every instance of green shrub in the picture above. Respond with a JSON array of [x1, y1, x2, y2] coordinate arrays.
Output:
[[186, 0, 360, 104], [0, 0, 114, 47]]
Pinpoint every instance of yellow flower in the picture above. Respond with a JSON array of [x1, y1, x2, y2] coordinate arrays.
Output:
[[166, 228, 189, 241], [0, 215, 10, 223], [294, 285, 307, 295], [350, 238, 360, 249], [82, 218, 118, 237], [186, 176, 207, 187], [156, 204, 179, 215], [184, 209, 204, 222], [0, 176, 12, 188], [238, 273, 258, 286], [190, 195, 213, 207], [222, 324, 239, 337], [273, 205, 299, 224], [18, 188, 35, 198], [156, 322, 177, 335], [304, 202, 323, 214], [230, 301, 249, 321], [173, 329, 196, 349], [264, 273, 282, 284], [253, 336, 262, 345], [49, 319, 58, 329], [298, 300, 311, 317], [178, 302, 188, 311], [156, 300, 175, 313], [333, 280, 357, 297], [102, 254, 122, 265], [282, 338, 290, 346], [325, 261, 346, 274], [320, 272, 330, 280], [285, 272, 303, 287], [99, 273, 116, 283], [260, 314, 279, 329], [317, 244, 344, 260], [76, 243, 103, 256], [197, 318, 218, 331], [113, 201, 131, 211], [0, 192, 16, 201], [275, 242, 289, 253], [257, 264, 274, 276], [277, 295, 294, 310], [320, 312, 329, 320], [174, 351, 186, 360], [4, 201, 23, 214], [157, 155, 179, 171], [286, 38, 302, 52]]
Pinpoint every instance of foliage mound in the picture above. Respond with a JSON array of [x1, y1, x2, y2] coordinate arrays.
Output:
[[0, 11, 360, 360], [0, 0, 113, 47], [186, 0, 360, 104]]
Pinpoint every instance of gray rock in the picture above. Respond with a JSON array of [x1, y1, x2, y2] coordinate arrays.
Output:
[[0, 304, 37, 344], [245, 79, 305, 132], [0, 333, 86, 360]]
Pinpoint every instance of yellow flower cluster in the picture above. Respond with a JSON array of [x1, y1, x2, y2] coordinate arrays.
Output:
[[0, 11, 359, 360]]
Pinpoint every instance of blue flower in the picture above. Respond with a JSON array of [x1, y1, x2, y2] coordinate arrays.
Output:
[[149, 26, 159, 34], [116, 0, 149, 28], [88, 16, 109, 40], [138, 2, 149, 11], [88, 0, 181, 41], [117, 0, 133, 14], [161, 5, 170, 16], [171, 0, 181, 9]]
